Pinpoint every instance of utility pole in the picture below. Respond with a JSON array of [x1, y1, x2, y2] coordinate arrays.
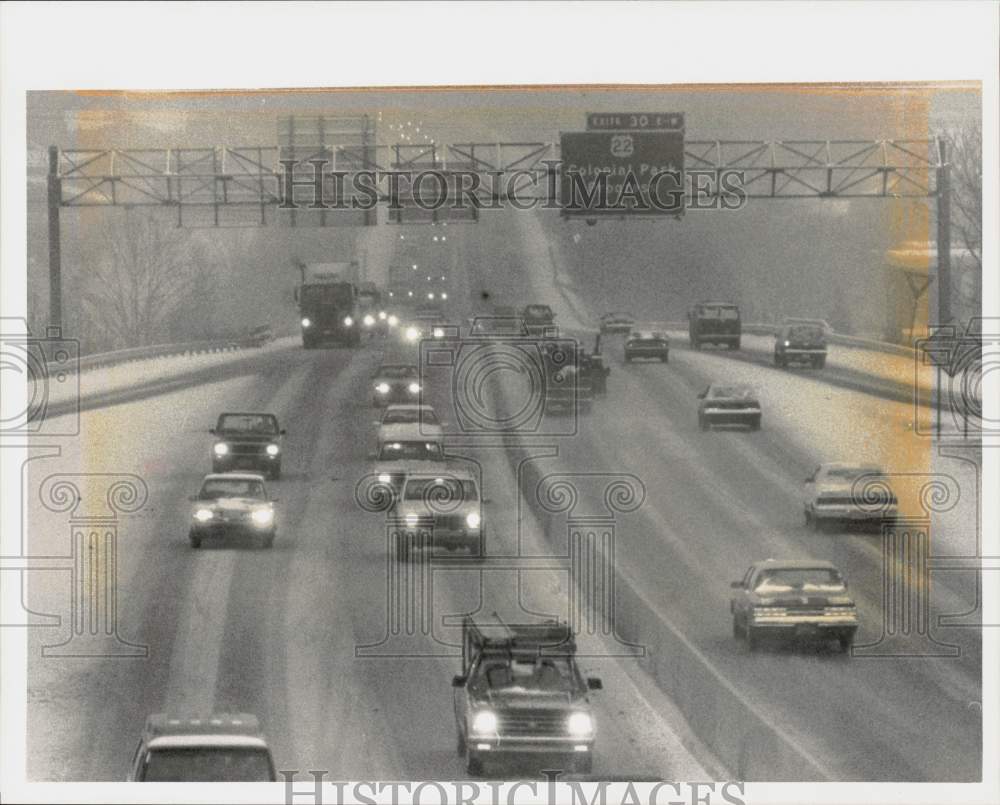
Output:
[[47, 145, 62, 330], [936, 136, 952, 325]]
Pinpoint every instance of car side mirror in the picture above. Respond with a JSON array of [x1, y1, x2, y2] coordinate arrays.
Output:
[[452, 675, 466, 688], [587, 677, 603, 690], [208, 427, 215, 434], [804, 477, 814, 483], [697, 392, 706, 400], [730, 581, 743, 589], [280, 429, 287, 435]]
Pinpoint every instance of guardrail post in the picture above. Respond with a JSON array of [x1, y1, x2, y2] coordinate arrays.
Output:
[[47, 146, 62, 330]]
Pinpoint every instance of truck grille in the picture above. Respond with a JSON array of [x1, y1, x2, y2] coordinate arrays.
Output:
[[499, 710, 568, 737]]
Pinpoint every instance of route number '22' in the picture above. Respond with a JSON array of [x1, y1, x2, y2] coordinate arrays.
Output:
[[610, 134, 634, 158]]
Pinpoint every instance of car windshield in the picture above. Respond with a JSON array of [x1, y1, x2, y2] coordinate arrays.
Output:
[[402, 477, 477, 501], [378, 366, 418, 379], [474, 657, 577, 693], [217, 414, 278, 434], [825, 466, 882, 481], [377, 441, 443, 461], [382, 408, 439, 426], [631, 332, 664, 342], [141, 747, 273, 782], [699, 306, 739, 319], [607, 312, 632, 320], [754, 568, 846, 592], [199, 479, 265, 500], [710, 385, 754, 399], [525, 305, 552, 317], [788, 325, 824, 340]]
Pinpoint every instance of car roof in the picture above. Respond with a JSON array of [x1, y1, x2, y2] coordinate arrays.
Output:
[[202, 473, 266, 483], [385, 404, 435, 412], [404, 469, 476, 482], [218, 411, 277, 419], [819, 462, 883, 472], [752, 559, 840, 571], [144, 713, 263, 739]]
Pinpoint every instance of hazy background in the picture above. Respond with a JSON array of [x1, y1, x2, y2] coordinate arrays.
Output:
[[26, 85, 981, 352]]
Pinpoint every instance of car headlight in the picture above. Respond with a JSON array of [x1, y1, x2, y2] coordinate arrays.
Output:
[[433, 328, 444, 338], [405, 512, 419, 527], [408, 382, 420, 394], [364, 314, 375, 327], [378, 311, 387, 321], [343, 316, 354, 327], [376, 383, 390, 394], [193, 508, 214, 522], [471, 710, 497, 735], [441, 292, 448, 300], [567, 712, 593, 737], [266, 444, 280, 456], [213, 442, 229, 456], [466, 512, 481, 529], [301, 317, 312, 328], [251, 508, 274, 526], [783, 340, 790, 347], [388, 315, 399, 327], [405, 327, 420, 342]]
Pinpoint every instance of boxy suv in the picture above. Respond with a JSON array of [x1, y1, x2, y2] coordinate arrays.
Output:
[[688, 301, 741, 350]]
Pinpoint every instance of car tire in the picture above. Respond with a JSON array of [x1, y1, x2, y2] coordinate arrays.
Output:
[[774, 354, 783, 368], [624, 355, 631, 363], [456, 732, 467, 758], [746, 623, 760, 652], [733, 338, 742, 350], [189, 532, 202, 549], [466, 752, 483, 776], [691, 338, 700, 350], [805, 509, 814, 528], [750, 416, 761, 431], [269, 464, 281, 481], [838, 633, 854, 654], [699, 416, 709, 432], [814, 356, 826, 369], [732, 616, 742, 639], [662, 353, 669, 363], [262, 532, 275, 549]]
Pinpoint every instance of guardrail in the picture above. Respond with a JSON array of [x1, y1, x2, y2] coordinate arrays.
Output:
[[72, 328, 275, 374]]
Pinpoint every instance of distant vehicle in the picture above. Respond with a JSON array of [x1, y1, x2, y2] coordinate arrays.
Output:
[[538, 342, 593, 414], [774, 323, 827, 368], [373, 438, 447, 493], [372, 363, 422, 407], [375, 404, 444, 449], [210, 412, 285, 479], [243, 324, 273, 347], [624, 330, 670, 363], [390, 470, 482, 558], [688, 301, 741, 350], [522, 303, 556, 334], [730, 559, 859, 653], [469, 316, 528, 338], [296, 261, 361, 348], [452, 616, 602, 775], [188, 473, 276, 549], [128, 713, 276, 781], [803, 463, 898, 530], [599, 311, 636, 334], [697, 383, 761, 431]]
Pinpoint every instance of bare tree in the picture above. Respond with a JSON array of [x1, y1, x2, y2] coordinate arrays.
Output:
[[82, 208, 194, 349], [946, 122, 982, 310]]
